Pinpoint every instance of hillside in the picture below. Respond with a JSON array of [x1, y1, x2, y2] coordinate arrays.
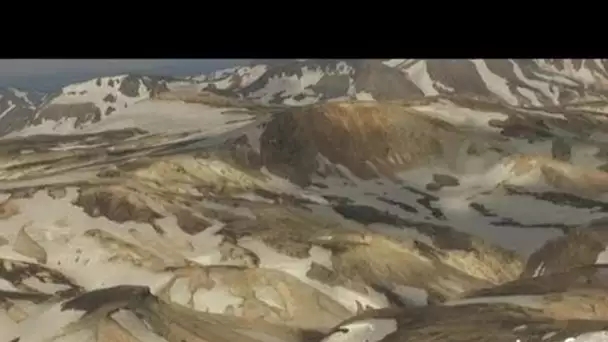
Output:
[[3, 59, 608, 341]]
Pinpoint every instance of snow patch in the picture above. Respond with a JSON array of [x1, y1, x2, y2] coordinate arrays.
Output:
[[321, 318, 398, 342], [403, 60, 439, 96], [472, 59, 519, 105]]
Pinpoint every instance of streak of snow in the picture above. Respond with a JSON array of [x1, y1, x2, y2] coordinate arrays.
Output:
[[517, 87, 543, 107], [9, 88, 34, 108], [533, 262, 546, 277], [403, 61, 439, 96], [382, 59, 407, 68], [510, 60, 559, 104], [0, 101, 16, 121], [596, 247, 608, 264], [564, 331, 608, 342], [445, 294, 544, 308], [472, 59, 519, 105], [532, 70, 579, 87]]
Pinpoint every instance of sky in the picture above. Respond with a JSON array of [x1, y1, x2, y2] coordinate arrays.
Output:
[[0, 59, 249, 92]]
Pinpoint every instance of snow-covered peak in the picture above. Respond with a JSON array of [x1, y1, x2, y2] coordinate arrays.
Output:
[[51, 74, 169, 109]]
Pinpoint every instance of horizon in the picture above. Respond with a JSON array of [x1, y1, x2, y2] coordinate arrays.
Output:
[[0, 59, 250, 92]]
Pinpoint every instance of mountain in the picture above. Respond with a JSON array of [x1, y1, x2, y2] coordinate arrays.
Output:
[[4, 59, 608, 138], [191, 59, 608, 106], [3, 59, 608, 341]]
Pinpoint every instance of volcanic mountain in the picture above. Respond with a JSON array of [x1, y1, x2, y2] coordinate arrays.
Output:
[[3, 59, 608, 341]]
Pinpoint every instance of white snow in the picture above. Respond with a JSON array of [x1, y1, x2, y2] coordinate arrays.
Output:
[[545, 59, 603, 86], [0, 101, 16, 121], [248, 66, 326, 103], [237, 238, 390, 313], [238, 65, 269, 88], [510, 60, 559, 105], [4, 59, 608, 341], [10, 300, 86, 342], [195, 64, 268, 89], [517, 86, 543, 107], [9, 88, 35, 108], [445, 294, 544, 309], [564, 331, 608, 342], [0, 188, 174, 292], [169, 277, 192, 306], [382, 59, 407, 68], [596, 247, 608, 264], [403, 60, 439, 96], [355, 91, 375, 101], [412, 99, 508, 132], [533, 262, 546, 277], [472, 59, 519, 105], [434, 81, 455, 92], [11, 99, 256, 139], [311, 155, 571, 256], [532, 70, 579, 87], [80, 100, 255, 135], [253, 286, 284, 310], [392, 285, 429, 306], [0, 278, 19, 291], [192, 286, 245, 313], [111, 310, 170, 342], [7, 75, 178, 137], [247, 63, 353, 104], [320, 318, 398, 342], [51, 75, 148, 111]]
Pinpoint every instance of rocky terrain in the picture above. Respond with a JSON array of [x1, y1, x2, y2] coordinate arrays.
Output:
[[3, 59, 608, 341]]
